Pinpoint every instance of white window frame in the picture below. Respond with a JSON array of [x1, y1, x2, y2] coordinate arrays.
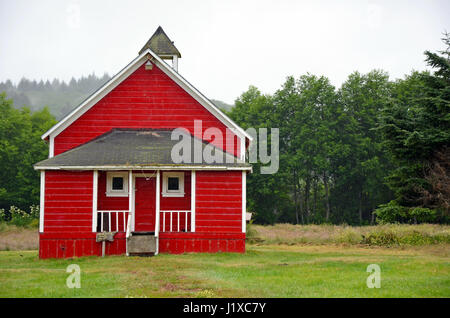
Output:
[[162, 172, 185, 197], [106, 172, 129, 197]]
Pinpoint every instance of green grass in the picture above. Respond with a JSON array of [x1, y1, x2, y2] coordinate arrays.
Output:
[[0, 244, 448, 298]]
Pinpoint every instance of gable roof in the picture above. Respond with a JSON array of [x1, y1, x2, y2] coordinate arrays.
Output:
[[139, 26, 181, 57], [41, 45, 252, 145], [34, 128, 251, 170]]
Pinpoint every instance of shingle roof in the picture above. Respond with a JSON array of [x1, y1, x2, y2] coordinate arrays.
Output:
[[34, 129, 250, 170], [138, 26, 181, 57]]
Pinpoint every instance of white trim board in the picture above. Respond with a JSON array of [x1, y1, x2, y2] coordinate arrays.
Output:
[[41, 48, 252, 151], [92, 170, 98, 232], [34, 165, 252, 171], [242, 171, 246, 233], [191, 170, 196, 232], [39, 171, 45, 233]]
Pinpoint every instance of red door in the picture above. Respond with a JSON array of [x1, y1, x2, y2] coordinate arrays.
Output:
[[134, 177, 156, 232]]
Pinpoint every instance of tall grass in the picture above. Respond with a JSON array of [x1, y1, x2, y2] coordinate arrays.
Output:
[[0, 223, 38, 250], [250, 223, 450, 246]]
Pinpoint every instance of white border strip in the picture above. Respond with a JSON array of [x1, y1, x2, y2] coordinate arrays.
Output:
[[191, 170, 196, 232], [242, 171, 246, 233], [49, 136, 54, 158], [34, 165, 252, 171], [92, 170, 98, 232], [39, 171, 45, 233], [155, 171, 161, 255]]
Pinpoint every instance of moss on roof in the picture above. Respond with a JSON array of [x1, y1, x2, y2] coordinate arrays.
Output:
[[139, 26, 181, 57]]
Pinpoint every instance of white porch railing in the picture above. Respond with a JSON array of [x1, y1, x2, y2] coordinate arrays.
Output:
[[160, 210, 191, 232], [97, 210, 130, 232]]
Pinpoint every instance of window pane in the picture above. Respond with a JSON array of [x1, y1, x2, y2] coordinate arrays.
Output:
[[168, 177, 179, 191], [112, 177, 124, 190]]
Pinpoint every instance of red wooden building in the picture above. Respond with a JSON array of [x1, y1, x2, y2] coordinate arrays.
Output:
[[34, 27, 252, 258]]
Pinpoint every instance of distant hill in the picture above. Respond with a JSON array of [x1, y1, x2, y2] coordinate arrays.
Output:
[[0, 74, 111, 120], [0, 75, 234, 120], [210, 99, 234, 113]]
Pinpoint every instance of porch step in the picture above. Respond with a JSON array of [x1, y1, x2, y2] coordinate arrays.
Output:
[[127, 232, 156, 256], [131, 231, 155, 236]]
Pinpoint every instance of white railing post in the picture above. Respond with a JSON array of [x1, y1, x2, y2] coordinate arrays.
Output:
[[159, 210, 192, 233], [163, 212, 166, 232]]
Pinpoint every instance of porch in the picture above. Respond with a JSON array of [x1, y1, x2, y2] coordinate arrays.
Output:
[[93, 170, 196, 255]]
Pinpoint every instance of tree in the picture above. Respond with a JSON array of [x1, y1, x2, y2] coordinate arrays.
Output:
[[334, 70, 394, 224], [0, 93, 56, 211], [376, 34, 450, 222]]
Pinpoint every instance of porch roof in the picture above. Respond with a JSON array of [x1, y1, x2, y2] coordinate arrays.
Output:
[[34, 129, 251, 170]]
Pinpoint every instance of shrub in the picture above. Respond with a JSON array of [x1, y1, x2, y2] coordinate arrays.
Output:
[[374, 201, 409, 223], [1, 205, 40, 227], [361, 231, 399, 246], [0, 208, 5, 222], [336, 228, 362, 244], [409, 207, 437, 223], [374, 201, 445, 224]]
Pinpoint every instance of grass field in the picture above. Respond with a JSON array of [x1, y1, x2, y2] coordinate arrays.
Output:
[[0, 243, 449, 298], [0, 223, 449, 297]]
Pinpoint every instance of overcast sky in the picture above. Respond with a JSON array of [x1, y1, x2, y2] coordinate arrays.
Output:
[[1, 0, 449, 104]]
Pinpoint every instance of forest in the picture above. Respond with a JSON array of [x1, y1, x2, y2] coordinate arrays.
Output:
[[0, 36, 448, 225]]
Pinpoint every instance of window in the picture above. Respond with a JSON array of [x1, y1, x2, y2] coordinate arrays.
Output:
[[162, 172, 184, 197], [112, 177, 124, 190], [106, 172, 129, 197], [168, 177, 179, 191]]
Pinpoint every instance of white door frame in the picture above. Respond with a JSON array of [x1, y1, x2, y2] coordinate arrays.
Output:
[[132, 172, 159, 234]]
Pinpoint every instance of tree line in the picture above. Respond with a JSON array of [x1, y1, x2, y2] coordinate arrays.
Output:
[[227, 35, 449, 225], [0, 93, 55, 212], [0, 73, 111, 119]]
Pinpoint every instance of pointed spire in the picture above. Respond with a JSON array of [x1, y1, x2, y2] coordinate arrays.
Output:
[[139, 26, 181, 58]]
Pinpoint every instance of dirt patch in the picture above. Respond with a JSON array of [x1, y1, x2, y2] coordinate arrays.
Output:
[[0, 227, 38, 251]]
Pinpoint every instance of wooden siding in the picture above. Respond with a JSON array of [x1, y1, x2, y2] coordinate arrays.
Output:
[[44, 170, 93, 233], [53, 64, 240, 158], [40, 170, 246, 258], [195, 171, 242, 233], [160, 171, 191, 210], [97, 171, 129, 211]]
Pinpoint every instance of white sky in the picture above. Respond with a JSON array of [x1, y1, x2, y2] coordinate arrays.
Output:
[[0, 0, 449, 104]]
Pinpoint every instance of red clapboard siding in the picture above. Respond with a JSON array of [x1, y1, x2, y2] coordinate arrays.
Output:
[[160, 171, 191, 211], [44, 170, 93, 233], [54, 64, 241, 158], [195, 171, 242, 233], [97, 171, 129, 211]]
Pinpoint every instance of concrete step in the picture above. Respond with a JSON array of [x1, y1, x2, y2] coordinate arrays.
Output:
[[127, 233, 156, 256]]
